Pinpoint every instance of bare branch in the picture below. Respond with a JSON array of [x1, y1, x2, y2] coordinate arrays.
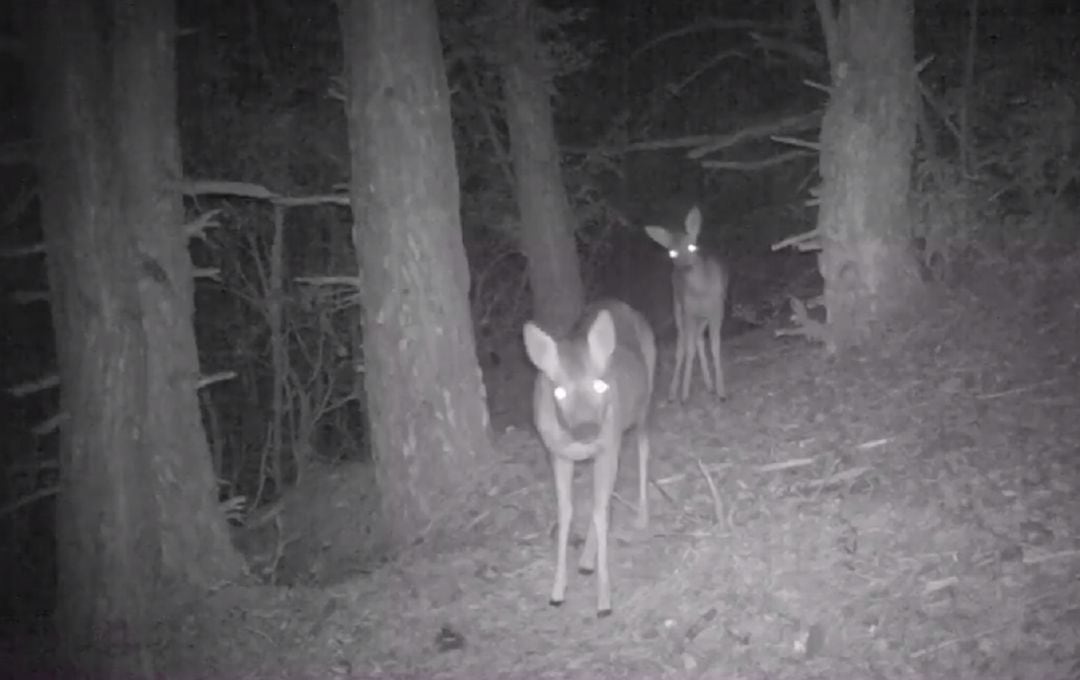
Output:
[[630, 19, 777, 62], [295, 275, 362, 288], [33, 412, 68, 436], [802, 78, 831, 94], [198, 371, 237, 390], [274, 194, 350, 208], [703, 150, 814, 172], [812, 0, 840, 74], [461, 63, 516, 191], [772, 228, 821, 252], [571, 133, 720, 155], [771, 135, 820, 152], [687, 111, 822, 159], [12, 291, 49, 305], [180, 180, 350, 208], [7, 374, 61, 398], [184, 209, 223, 240], [0, 243, 47, 259], [669, 49, 747, 95], [748, 31, 826, 69], [0, 487, 59, 520], [179, 179, 278, 199]]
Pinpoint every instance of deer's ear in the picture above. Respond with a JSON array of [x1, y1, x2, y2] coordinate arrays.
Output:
[[644, 226, 673, 250], [684, 206, 702, 240], [586, 310, 616, 374], [523, 321, 560, 379]]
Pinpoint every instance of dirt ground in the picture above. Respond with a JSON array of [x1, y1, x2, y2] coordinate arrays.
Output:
[[8, 276, 1080, 679], [126, 279, 1079, 680]]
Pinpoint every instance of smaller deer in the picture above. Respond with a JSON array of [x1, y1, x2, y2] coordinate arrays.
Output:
[[523, 299, 656, 617], [645, 205, 730, 403]]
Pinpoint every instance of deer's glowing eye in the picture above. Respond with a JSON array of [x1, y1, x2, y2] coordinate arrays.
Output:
[[592, 379, 609, 395], [553, 386, 567, 400], [668, 250, 677, 259], [687, 243, 698, 253]]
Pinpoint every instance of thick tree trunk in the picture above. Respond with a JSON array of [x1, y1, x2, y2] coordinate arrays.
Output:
[[816, 0, 923, 350], [111, 0, 243, 588], [341, 0, 496, 546], [501, 0, 585, 336], [36, 2, 156, 674]]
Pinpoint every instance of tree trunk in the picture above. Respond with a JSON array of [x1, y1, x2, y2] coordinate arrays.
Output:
[[35, 2, 156, 674], [501, 0, 585, 335], [111, 0, 244, 588], [35, 0, 244, 672], [340, 0, 496, 547], [816, 0, 922, 350]]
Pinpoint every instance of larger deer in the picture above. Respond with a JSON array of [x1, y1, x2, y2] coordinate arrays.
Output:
[[645, 205, 731, 402], [523, 299, 656, 617]]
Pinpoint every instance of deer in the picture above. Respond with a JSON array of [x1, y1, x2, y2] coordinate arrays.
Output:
[[522, 299, 657, 618], [644, 205, 731, 403]]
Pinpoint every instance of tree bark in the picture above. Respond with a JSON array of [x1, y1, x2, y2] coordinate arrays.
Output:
[[501, 0, 585, 335], [816, 0, 923, 350], [340, 0, 496, 547], [111, 0, 244, 588], [36, 2, 155, 674]]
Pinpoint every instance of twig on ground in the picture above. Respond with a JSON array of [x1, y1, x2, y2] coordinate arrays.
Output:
[[1024, 548, 1080, 566], [695, 458, 725, 529], [650, 478, 676, 506], [810, 456, 842, 503], [756, 457, 815, 473], [977, 378, 1058, 400], [910, 624, 1007, 659]]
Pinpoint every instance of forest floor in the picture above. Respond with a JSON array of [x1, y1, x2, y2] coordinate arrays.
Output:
[[11, 278, 1080, 679], [150, 279, 1080, 680]]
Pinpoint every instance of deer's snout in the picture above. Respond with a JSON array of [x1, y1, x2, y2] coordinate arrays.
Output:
[[556, 393, 606, 444], [566, 421, 601, 443]]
